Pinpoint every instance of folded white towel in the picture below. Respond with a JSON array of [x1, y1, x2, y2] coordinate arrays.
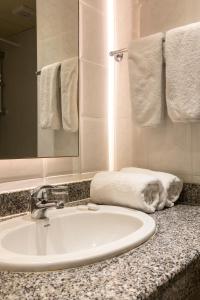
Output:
[[165, 22, 200, 122], [121, 167, 183, 209], [40, 62, 61, 130], [61, 57, 78, 132], [90, 171, 161, 214], [128, 33, 165, 127]]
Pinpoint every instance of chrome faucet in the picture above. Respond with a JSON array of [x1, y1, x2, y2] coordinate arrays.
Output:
[[29, 185, 67, 219]]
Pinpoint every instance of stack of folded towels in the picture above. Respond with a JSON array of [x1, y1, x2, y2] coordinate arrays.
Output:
[[90, 168, 183, 213]]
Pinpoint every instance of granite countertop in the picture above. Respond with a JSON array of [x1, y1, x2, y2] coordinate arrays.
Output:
[[0, 204, 200, 300]]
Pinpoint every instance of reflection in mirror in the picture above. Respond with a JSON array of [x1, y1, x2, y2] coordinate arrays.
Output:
[[0, 0, 79, 159], [37, 0, 79, 158], [0, 0, 37, 158]]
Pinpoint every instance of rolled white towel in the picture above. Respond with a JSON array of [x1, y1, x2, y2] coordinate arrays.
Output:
[[121, 167, 183, 209], [90, 171, 161, 214]]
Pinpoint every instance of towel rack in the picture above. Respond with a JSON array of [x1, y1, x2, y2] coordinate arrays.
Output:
[[109, 48, 128, 62], [110, 37, 166, 62]]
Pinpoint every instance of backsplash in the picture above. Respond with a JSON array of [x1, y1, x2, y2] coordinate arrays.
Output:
[[0, 180, 91, 217], [178, 183, 200, 206], [0, 181, 199, 218]]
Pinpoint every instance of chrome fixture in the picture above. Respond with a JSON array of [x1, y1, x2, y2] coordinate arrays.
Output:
[[109, 48, 128, 62], [29, 185, 68, 219], [109, 38, 165, 62]]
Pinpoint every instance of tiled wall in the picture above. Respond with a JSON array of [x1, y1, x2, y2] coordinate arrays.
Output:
[[0, 0, 108, 184], [114, 0, 140, 170], [37, 0, 79, 157], [2, 0, 199, 186], [79, 0, 108, 172], [129, 0, 200, 183]]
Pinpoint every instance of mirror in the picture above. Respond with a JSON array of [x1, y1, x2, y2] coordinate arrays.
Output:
[[0, 0, 79, 159]]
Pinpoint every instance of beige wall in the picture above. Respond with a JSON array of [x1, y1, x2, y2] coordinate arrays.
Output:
[[0, 0, 108, 184], [79, 0, 108, 172], [1, 0, 198, 185], [128, 0, 200, 183], [114, 0, 140, 170]]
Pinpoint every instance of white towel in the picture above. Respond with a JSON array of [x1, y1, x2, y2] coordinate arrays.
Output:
[[40, 62, 61, 130], [121, 167, 183, 209], [165, 22, 200, 122], [90, 171, 161, 214], [128, 33, 165, 127], [61, 57, 78, 132]]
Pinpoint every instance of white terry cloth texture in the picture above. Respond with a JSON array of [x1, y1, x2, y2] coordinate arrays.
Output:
[[128, 32, 165, 127], [40, 62, 61, 130], [61, 57, 79, 132], [121, 167, 183, 209], [90, 171, 162, 214], [165, 22, 200, 122]]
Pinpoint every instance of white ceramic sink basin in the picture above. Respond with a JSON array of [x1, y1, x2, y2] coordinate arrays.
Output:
[[0, 204, 156, 271]]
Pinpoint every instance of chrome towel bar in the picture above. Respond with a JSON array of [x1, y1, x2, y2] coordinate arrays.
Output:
[[110, 37, 165, 62], [109, 48, 128, 62]]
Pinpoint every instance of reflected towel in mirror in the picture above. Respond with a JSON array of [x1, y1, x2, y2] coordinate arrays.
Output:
[[61, 57, 78, 132], [40, 62, 62, 130]]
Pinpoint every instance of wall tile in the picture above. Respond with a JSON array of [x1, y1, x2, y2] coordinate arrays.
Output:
[[0, 159, 43, 183], [185, 0, 200, 24], [37, 33, 77, 69], [37, 0, 78, 41], [131, 124, 149, 168], [44, 157, 78, 177], [146, 119, 192, 176], [115, 118, 134, 170], [192, 176, 200, 185], [81, 0, 106, 12], [80, 117, 108, 172], [80, 2, 107, 65], [115, 0, 139, 47], [80, 59, 108, 118], [115, 61, 132, 119], [140, 0, 188, 36], [114, 0, 138, 170], [79, 0, 109, 174]]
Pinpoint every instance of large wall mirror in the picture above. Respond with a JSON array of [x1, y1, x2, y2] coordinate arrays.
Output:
[[0, 0, 79, 159]]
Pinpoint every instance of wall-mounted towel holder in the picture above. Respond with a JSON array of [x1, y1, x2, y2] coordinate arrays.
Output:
[[110, 38, 166, 62], [109, 48, 128, 62]]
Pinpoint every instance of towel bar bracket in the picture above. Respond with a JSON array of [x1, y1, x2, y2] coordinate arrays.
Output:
[[114, 53, 124, 62], [109, 48, 127, 62]]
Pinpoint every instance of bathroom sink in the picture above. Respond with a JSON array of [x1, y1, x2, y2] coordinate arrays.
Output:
[[0, 204, 156, 272]]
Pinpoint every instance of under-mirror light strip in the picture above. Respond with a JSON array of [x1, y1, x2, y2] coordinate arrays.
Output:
[[107, 0, 115, 171]]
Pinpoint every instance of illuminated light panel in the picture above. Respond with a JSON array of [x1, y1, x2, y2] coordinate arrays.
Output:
[[107, 0, 115, 171]]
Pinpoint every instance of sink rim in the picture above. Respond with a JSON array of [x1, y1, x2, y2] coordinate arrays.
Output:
[[0, 205, 156, 272]]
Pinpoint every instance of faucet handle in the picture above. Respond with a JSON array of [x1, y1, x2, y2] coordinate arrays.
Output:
[[31, 185, 54, 200], [29, 185, 66, 219]]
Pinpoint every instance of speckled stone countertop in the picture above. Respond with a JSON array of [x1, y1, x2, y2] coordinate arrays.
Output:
[[0, 204, 200, 300]]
